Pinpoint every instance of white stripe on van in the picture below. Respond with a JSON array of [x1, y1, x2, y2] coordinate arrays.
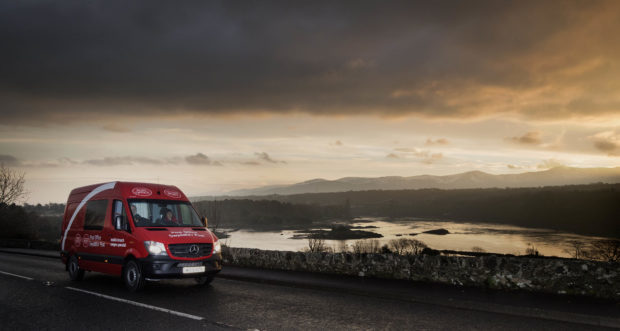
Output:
[[60, 182, 117, 251]]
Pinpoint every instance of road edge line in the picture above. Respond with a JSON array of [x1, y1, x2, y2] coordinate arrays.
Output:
[[65, 286, 204, 321], [0, 270, 34, 280]]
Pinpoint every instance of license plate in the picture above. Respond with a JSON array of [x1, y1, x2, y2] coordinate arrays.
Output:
[[182, 266, 205, 274]]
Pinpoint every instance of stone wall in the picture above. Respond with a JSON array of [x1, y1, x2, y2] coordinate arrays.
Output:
[[222, 247, 620, 299]]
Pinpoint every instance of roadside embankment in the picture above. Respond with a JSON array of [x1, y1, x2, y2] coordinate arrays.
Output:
[[222, 247, 620, 300], [1, 239, 617, 300]]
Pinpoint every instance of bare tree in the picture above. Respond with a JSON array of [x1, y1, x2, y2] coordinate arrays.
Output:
[[587, 240, 620, 263], [307, 237, 329, 253], [407, 239, 427, 255], [564, 240, 587, 260], [0, 163, 27, 205], [525, 243, 540, 256], [351, 239, 381, 254]]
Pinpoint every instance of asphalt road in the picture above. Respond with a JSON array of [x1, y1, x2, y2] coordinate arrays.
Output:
[[0, 252, 617, 330]]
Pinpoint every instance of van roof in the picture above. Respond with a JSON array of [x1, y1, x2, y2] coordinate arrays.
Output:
[[68, 181, 188, 201]]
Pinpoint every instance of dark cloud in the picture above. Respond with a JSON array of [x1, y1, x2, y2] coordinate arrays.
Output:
[[185, 153, 222, 166], [386, 153, 399, 159], [255, 152, 286, 164], [510, 131, 542, 145], [242, 161, 261, 166], [0, 155, 20, 166], [1, 1, 619, 124], [594, 140, 617, 152], [589, 131, 619, 156]]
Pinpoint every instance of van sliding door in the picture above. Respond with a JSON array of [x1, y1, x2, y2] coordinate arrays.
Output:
[[102, 200, 134, 275]]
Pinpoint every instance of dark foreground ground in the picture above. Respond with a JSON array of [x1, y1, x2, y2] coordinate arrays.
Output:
[[0, 250, 618, 330]]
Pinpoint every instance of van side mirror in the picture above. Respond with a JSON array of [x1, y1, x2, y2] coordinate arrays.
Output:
[[114, 215, 123, 230], [201, 216, 208, 228]]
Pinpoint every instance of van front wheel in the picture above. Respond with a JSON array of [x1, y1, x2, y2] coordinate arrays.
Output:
[[68, 255, 84, 281], [123, 260, 145, 292]]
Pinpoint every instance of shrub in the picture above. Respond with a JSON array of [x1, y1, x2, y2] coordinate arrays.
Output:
[[388, 238, 427, 256]]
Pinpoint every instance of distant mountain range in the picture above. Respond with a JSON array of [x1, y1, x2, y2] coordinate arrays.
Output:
[[223, 167, 620, 196]]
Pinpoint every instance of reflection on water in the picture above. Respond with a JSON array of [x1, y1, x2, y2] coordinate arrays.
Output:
[[220, 217, 609, 258]]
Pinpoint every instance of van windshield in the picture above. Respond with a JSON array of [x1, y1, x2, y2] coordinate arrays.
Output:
[[127, 199, 203, 227]]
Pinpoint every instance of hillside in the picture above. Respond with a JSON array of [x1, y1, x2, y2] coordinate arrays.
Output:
[[218, 167, 620, 197]]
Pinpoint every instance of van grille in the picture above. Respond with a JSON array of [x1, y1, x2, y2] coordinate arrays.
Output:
[[167, 243, 212, 258]]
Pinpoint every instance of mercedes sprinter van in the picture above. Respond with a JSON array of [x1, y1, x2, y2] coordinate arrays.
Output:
[[60, 182, 222, 291]]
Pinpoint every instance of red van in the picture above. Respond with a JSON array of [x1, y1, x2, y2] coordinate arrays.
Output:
[[59, 182, 222, 291]]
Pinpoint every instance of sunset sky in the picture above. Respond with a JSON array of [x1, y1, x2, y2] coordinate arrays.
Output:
[[1, 1, 619, 203]]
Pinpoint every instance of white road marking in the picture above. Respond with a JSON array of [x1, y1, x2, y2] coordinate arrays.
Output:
[[65, 287, 204, 321], [0, 270, 34, 280]]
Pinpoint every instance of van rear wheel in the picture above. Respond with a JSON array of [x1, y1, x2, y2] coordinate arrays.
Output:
[[123, 260, 145, 292], [68, 255, 85, 281], [195, 275, 214, 286]]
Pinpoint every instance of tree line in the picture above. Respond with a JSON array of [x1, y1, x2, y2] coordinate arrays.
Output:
[[193, 199, 351, 230], [0, 203, 61, 243]]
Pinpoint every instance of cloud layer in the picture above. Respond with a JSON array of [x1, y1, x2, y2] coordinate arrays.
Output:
[[510, 132, 542, 145], [1, 1, 619, 124], [185, 153, 222, 166], [589, 131, 620, 156]]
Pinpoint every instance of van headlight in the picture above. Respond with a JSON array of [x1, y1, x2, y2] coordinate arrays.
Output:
[[213, 240, 221, 254], [144, 241, 167, 256]]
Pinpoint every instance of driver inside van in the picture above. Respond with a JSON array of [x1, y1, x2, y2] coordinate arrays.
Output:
[[130, 204, 149, 225]]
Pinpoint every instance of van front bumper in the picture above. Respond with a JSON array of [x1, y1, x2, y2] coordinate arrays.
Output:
[[138, 253, 222, 279]]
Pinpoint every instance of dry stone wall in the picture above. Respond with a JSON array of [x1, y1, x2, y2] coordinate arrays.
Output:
[[222, 247, 620, 299]]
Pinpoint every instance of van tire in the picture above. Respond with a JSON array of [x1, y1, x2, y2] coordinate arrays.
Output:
[[195, 275, 214, 286], [68, 255, 85, 281], [123, 260, 145, 292]]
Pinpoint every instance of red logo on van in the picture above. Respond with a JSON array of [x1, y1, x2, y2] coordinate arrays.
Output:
[[82, 234, 90, 247], [131, 187, 153, 197], [164, 189, 182, 198]]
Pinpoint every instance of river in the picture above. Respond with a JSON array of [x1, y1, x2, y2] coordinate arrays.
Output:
[[220, 217, 610, 258]]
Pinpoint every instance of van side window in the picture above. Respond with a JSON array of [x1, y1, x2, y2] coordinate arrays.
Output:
[[62, 202, 79, 235], [84, 200, 108, 230], [113, 200, 130, 232]]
